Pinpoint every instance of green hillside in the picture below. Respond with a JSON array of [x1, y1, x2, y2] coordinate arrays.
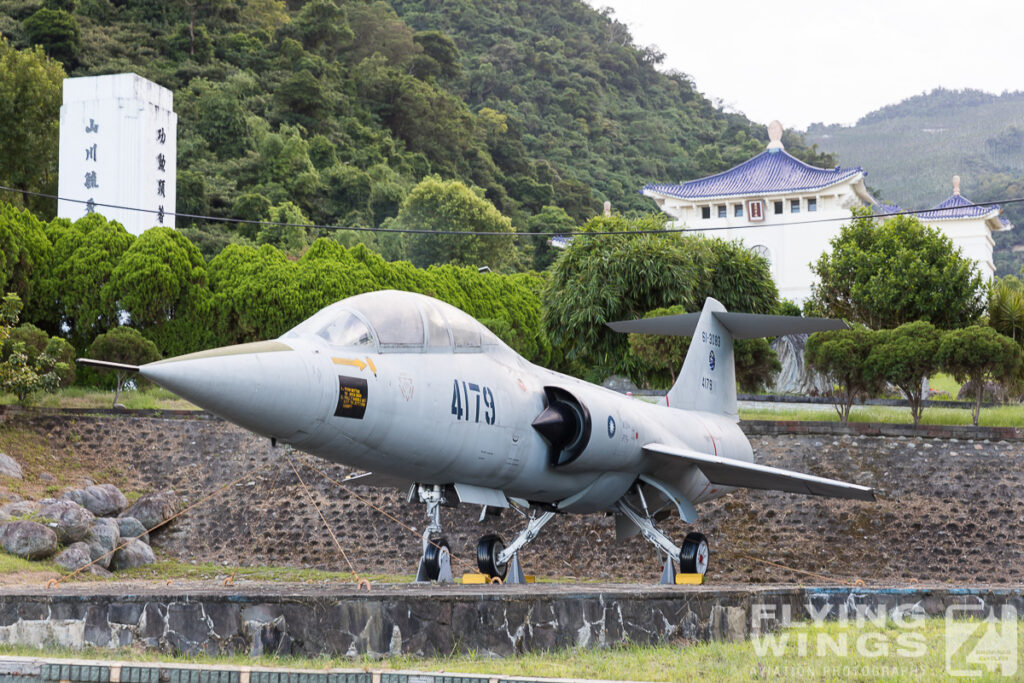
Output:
[[1, 0, 832, 264], [803, 88, 1024, 274]]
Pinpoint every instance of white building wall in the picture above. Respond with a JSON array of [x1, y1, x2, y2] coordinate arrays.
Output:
[[58, 73, 177, 236], [657, 186, 866, 304]]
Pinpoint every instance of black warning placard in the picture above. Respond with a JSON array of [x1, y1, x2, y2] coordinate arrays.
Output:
[[335, 375, 368, 419]]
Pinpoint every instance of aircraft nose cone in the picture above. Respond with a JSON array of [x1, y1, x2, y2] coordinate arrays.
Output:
[[140, 341, 319, 441]]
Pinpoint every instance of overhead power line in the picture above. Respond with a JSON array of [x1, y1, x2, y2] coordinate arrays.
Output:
[[1, 184, 1020, 238]]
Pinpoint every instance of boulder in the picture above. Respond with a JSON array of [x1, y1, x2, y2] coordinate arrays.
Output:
[[116, 516, 150, 544], [111, 539, 156, 571], [0, 453, 22, 480], [85, 518, 120, 569], [121, 490, 181, 532], [957, 380, 1007, 404], [0, 520, 58, 559], [770, 333, 832, 396], [64, 484, 128, 517], [0, 500, 39, 522], [38, 499, 95, 544], [54, 541, 93, 572]]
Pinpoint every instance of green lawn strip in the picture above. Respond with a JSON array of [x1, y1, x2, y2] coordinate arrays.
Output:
[[739, 403, 1023, 427], [0, 387, 197, 411], [0, 618, 1016, 682]]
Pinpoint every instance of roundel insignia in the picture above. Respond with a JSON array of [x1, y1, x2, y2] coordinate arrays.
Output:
[[607, 415, 616, 438], [709, 350, 716, 371]]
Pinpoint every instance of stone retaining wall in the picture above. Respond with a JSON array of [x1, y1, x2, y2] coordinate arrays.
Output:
[[0, 585, 1021, 657]]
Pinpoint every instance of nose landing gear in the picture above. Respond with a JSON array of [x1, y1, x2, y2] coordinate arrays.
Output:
[[414, 485, 453, 583]]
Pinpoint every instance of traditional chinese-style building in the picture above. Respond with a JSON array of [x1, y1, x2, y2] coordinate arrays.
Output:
[[642, 121, 1012, 303]]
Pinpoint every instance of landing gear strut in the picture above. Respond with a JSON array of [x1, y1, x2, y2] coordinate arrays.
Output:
[[476, 507, 555, 583], [414, 485, 453, 583], [615, 495, 709, 583]]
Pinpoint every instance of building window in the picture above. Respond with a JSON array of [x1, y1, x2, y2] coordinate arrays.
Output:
[[774, 200, 783, 214], [748, 199, 765, 222], [734, 204, 743, 217], [751, 244, 771, 267], [701, 206, 710, 219], [717, 205, 726, 218], [807, 198, 817, 212], [791, 199, 800, 214]]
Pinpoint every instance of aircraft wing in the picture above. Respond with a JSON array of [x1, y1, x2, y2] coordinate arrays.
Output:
[[643, 443, 875, 501]]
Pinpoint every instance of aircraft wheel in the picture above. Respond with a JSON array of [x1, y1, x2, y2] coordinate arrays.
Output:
[[423, 536, 451, 581], [476, 533, 508, 579], [679, 532, 709, 575]]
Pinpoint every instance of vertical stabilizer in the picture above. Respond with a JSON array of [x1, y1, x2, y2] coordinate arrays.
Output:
[[665, 298, 737, 419]]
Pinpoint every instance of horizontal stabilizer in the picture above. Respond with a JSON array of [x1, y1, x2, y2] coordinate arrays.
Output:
[[608, 311, 848, 338], [76, 358, 140, 372], [643, 443, 875, 501]]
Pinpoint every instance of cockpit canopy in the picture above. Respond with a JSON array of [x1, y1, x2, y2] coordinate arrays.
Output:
[[282, 290, 507, 353]]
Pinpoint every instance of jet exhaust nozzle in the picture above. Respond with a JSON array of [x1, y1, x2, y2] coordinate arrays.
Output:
[[532, 386, 591, 467]]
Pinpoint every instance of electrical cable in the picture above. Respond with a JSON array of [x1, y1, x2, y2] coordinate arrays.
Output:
[[2, 183, 1020, 238]]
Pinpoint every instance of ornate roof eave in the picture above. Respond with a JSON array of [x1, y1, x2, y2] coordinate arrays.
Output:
[[642, 170, 866, 203]]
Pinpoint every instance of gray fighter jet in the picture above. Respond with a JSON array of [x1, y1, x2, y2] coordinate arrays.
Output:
[[80, 290, 872, 583]]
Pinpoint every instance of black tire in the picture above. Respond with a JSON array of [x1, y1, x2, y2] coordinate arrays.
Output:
[[423, 536, 451, 581], [477, 533, 508, 579], [679, 532, 709, 575]]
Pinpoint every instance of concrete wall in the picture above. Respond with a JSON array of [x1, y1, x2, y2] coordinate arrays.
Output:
[[0, 586, 1021, 657]]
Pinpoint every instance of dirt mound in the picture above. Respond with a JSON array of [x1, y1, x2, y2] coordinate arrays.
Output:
[[2, 413, 1021, 584]]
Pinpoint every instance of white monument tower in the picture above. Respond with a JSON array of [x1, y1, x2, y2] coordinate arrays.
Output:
[[58, 73, 176, 236]]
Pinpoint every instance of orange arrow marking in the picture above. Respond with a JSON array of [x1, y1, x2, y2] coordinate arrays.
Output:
[[332, 357, 367, 371]]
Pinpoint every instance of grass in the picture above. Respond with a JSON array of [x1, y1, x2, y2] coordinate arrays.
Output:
[[738, 403, 1023, 427], [0, 618, 1018, 681], [0, 386, 197, 411]]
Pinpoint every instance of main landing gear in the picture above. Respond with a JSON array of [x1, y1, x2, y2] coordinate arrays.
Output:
[[615, 495, 709, 583], [475, 507, 555, 583]]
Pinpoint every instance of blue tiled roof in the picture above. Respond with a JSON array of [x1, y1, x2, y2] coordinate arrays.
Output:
[[642, 149, 864, 200], [872, 203, 902, 215], [912, 193, 1000, 221]]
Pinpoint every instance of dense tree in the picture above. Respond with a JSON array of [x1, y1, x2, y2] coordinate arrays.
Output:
[[106, 227, 213, 356], [988, 275, 1024, 343], [805, 325, 882, 424], [937, 326, 1021, 426], [394, 176, 516, 271], [628, 304, 780, 392], [0, 40, 65, 216], [812, 210, 985, 329], [35, 213, 135, 351], [0, 203, 51, 313], [86, 326, 162, 406], [866, 321, 941, 427], [22, 7, 80, 67], [544, 214, 778, 382], [0, 293, 67, 404], [1, 322, 75, 388]]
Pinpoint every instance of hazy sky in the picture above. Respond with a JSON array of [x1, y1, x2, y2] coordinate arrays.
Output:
[[586, 0, 1019, 130]]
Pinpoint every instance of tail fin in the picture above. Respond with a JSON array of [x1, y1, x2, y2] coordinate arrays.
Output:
[[666, 298, 736, 417], [607, 298, 850, 419]]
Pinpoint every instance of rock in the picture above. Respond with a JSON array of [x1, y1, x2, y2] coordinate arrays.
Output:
[[111, 539, 156, 571], [0, 453, 22, 480], [65, 484, 128, 517], [116, 516, 150, 544], [38, 472, 56, 482], [0, 500, 39, 522], [122, 490, 181, 532], [770, 333, 831, 395], [54, 541, 93, 572], [0, 520, 58, 559], [85, 518, 120, 569], [957, 380, 1007, 404], [38, 499, 95, 544]]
